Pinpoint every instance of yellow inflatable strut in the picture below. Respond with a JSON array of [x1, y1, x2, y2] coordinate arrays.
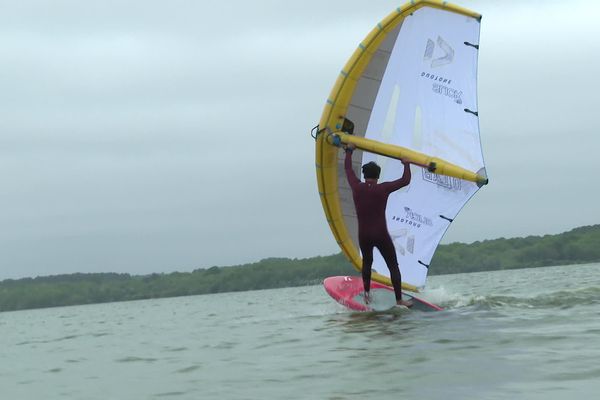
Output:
[[328, 132, 488, 187]]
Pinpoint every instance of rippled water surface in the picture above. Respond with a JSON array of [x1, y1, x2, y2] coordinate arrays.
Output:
[[2, 263, 600, 399]]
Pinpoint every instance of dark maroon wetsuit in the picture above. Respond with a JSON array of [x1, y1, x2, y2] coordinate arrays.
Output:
[[344, 149, 411, 301]]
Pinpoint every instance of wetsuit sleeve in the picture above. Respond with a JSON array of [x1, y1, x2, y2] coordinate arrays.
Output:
[[344, 149, 360, 189], [382, 161, 411, 193]]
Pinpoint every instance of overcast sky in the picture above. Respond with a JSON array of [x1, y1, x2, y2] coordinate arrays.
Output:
[[1, 0, 599, 280]]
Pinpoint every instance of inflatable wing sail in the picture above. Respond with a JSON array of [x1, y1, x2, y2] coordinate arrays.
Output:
[[314, 1, 487, 291]]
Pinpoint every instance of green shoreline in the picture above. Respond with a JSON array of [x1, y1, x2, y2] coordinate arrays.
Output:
[[1, 225, 599, 312]]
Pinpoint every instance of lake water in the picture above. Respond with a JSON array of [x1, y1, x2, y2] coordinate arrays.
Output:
[[2, 263, 600, 399]]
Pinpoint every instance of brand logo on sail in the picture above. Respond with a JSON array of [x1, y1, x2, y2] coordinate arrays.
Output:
[[391, 230, 415, 256], [421, 72, 452, 85], [422, 170, 462, 190], [432, 83, 463, 104], [423, 36, 454, 68], [391, 207, 433, 228], [422, 36, 463, 104]]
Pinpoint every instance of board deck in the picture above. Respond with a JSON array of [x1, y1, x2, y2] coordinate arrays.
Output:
[[323, 276, 443, 312]]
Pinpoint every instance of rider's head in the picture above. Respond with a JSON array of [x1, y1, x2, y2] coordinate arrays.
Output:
[[362, 162, 381, 180]]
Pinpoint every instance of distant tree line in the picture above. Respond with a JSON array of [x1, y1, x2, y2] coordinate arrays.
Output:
[[1, 225, 599, 312], [430, 224, 600, 274]]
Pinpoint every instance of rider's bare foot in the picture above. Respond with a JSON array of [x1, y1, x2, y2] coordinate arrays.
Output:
[[396, 299, 413, 308]]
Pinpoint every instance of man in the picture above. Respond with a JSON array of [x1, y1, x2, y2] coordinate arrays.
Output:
[[344, 143, 413, 307]]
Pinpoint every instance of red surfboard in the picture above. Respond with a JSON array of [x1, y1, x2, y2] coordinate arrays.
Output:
[[323, 276, 443, 312]]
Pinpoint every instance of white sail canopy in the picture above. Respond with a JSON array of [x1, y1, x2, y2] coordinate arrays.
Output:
[[361, 7, 483, 288]]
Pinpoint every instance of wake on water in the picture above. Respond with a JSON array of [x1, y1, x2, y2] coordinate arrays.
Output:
[[422, 284, 600, 311]]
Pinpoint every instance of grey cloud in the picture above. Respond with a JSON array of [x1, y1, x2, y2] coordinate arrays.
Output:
[[1, 0, 599, 279]]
